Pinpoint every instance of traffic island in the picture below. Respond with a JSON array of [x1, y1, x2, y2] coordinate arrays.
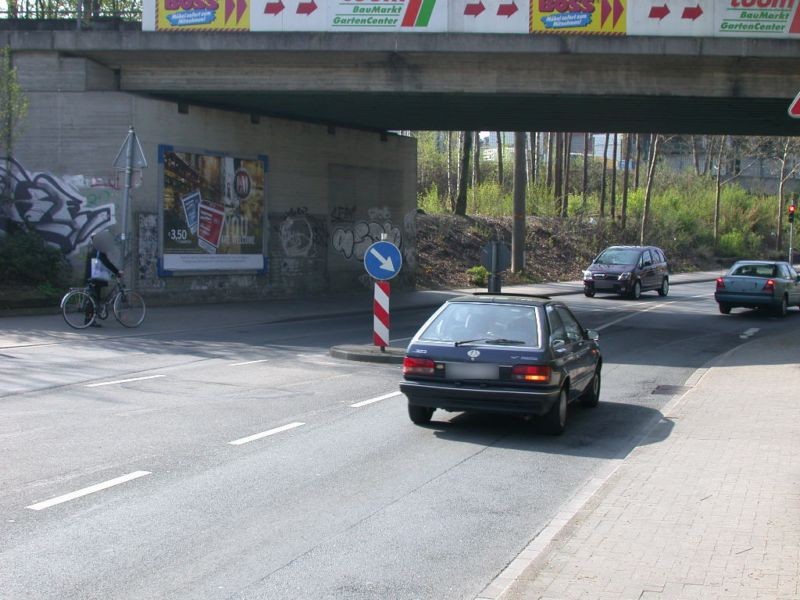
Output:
[[329, 344, 405, 364]]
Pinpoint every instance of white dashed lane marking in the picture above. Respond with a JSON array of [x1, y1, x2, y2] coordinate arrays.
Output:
[[85, 375, 165, 388], [350, 391, 402, 408], [26, 471, 151, 511], [228, 422, 305, 446]]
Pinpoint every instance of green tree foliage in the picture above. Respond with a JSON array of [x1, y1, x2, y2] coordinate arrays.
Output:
[[0, 225, 70, 287], [414, 130, 791, 262], [0, 46, 28, 159], [3, 0, 142, 19]]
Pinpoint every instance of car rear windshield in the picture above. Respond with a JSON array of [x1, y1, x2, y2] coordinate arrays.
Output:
[[595, 248, 641, 265], [417, 302, 540, 347], [731, 264, 778, 278]]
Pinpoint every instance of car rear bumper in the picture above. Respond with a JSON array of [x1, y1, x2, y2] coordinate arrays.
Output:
[[400, 380, 559, 416], [714, 291, 777, 308]]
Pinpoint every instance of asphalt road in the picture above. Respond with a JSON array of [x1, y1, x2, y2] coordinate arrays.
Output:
[[1, 282, 797, 599]]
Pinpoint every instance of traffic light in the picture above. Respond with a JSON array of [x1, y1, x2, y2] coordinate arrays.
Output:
[[790, 203, 797, 224]]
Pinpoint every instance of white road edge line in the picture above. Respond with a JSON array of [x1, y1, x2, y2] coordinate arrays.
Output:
[[228, 422, 305, 446], [26, 471, 151, 511], [740, 327, 760, 339], [350, 391, 402, 408], [86, 375, 165, 388], [230, 359, 270, 366]]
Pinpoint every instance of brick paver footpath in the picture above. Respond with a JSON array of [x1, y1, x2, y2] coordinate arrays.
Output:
[[499, 330, 800, 600]]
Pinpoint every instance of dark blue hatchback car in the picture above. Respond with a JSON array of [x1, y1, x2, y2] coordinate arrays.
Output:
[[400, 294, 602, 435]]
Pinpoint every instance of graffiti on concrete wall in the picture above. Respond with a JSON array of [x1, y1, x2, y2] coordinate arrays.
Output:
[[0, 157, 117, 255], [331, 205, 402, 261], [275, 206, 327, 258], [138, 213, 164, 288]]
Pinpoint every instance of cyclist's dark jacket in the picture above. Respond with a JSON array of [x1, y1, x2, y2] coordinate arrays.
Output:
[[84, 248, 120, 282]]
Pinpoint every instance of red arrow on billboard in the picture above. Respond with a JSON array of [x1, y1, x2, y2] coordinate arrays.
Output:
[[497, 1, 518, 17], [789, 92, 800, 119], [225, 0, 234, 22], [464, 1, 485, 17], [600, 0, 624, 27], [682, 4, 703, 20], [264, 0, 283, 15], [297, 0, 317, 15], [649, 4, 670, 20], [236, 0, 247, 22], [613, 0, 624, 26]]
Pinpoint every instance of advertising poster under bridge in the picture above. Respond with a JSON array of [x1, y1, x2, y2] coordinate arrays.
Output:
[[159, 146, 267, 272]]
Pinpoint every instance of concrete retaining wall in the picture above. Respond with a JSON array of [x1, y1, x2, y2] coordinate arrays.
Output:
[[4, 52, 417, 304]]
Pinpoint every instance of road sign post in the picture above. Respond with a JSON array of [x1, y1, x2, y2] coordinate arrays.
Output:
[[364, 240, 402, 349], [480, 240, 510, 293], [789, 201, 797, 264], [113, 126, 147, 273]]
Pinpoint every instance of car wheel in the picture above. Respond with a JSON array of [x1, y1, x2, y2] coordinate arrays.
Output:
[[718, 303, 732, 315], [658, 277, 669, 297], [541, 386, 568, 436], [408, 403, 434, 425], [630, 280, 642, 300], [584, 288, 595, 298], [775, 296, 788, 318], [580, 368, 601, 408]]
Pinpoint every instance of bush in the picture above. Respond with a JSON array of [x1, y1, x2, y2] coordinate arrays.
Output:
[[466, 265, 489, 286], [0, 226, 70, 287]]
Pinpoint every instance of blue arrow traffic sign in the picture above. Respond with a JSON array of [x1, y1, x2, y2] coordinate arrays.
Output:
[[364, 240, 402, 281]]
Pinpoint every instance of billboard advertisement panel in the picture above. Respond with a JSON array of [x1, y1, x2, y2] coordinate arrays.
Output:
[[251, 0, 448, 32], [530, 0, 627, 35], [157, 0, 250, 30], [160, 147, 267, 272], [144, 0, 800, 37]]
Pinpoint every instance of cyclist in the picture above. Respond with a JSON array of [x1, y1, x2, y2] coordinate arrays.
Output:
[[84, 233, 123, 327]]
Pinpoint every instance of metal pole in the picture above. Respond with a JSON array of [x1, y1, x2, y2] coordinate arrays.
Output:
[[790, 220, 794, 265], [120, 126, 135, 273]]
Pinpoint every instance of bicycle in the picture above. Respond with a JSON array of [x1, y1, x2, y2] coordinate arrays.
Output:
[[61, 276, 146, 329]]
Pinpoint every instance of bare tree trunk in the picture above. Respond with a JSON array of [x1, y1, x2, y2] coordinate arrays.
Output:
[[704, 136, 715, 176], [512, 132, 527, 273], [713, 136, 726, 248], [691, 135, 701, 175], [634, 134, 642, 189], [600, 134, 609, 217], [554, 133, 563, 214], [446, 131, 453, 208], [546, 132, 554, 192], [582, 132, 590, 210], [621, 133, 631, 231], [474, 131, 481, 186], [454, 131, 472, 216], [610, 133, 618, 220], [528, 132, 536, 185], [562, 132, 572, 217], [640, 134, 661, 245], [496, 132, 504, 190]]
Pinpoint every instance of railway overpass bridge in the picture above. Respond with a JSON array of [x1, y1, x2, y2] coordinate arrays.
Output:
[[4, 28, 800, 136]]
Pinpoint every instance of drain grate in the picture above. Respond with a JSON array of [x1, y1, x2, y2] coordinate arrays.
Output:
[[652, 385, 691, 396]]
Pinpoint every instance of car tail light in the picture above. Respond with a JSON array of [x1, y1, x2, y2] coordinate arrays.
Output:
[[403, 357, 435, 376], [763, 279, 775, 292], [716, 277, 725, 290], [511, 365, 551, 383]]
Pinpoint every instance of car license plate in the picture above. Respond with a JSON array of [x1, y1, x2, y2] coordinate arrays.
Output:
[[446, 363, 499, 380]]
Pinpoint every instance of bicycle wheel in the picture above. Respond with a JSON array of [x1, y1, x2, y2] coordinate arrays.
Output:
[[113, 290, 146, 327], [61, 290, 96, 329]]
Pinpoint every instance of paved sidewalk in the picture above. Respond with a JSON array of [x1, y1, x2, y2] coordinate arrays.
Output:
[[481, 329, 800, 600]]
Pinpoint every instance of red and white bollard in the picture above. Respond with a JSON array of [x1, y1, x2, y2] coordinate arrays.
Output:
[[373, 280, 390, 349]]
